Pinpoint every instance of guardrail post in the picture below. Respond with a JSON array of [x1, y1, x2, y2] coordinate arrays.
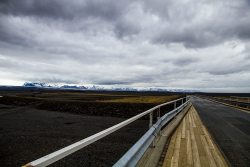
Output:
[[248, 98, 250, 109], [149, 112, 153, 128], [149, 111, 155, 148], [157, 108, 161, 120], [174, 101, 176, 109]]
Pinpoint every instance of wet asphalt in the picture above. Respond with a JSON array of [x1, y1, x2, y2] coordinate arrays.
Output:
[[191, 96, 250, 167]]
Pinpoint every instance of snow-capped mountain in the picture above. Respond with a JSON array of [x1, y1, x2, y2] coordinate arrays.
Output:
[[22, 82, 198, 92], [23, 82, 87, 90], [23, 82, 48, 87], [60, 85, 87, 89]]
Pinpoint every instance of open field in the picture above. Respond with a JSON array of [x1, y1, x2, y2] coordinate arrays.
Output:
[[216, 96, 250, 103], [0, 103, 148, 167], [0, 90, 182, 166], [0, 90, 182, 118]]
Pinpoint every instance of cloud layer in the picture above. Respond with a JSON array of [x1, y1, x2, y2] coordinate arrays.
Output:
[[0, 0, 250, 92]]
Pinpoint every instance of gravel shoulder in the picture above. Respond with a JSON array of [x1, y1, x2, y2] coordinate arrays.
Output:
[[0, 104, 148, 167]]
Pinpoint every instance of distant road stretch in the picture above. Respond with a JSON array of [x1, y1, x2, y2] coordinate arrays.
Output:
[[191, 96, 250, 167]]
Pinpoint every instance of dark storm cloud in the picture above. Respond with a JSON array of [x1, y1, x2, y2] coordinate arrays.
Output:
[[153, 28, 222, 48], [146, 0, 250, 48], [209, 68, 246, 76], [114, 19, 141, 38], [0, 0, 125, 20], [0, 0, 250, 92], [90, 72, 157, 86], [1, 0, 250, 48], [94, 80, 132, 85], [0, 17, 29, 47], [171, 57, 199, 66], [27, 77, 80, 84], [0, 0, 138, 46], [207, 61, 250, 75], [237, 23, 250, 40]]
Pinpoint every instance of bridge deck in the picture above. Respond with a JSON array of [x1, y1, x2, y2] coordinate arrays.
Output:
[[191, 97, 250, 167], [162, 106, 228, 167]]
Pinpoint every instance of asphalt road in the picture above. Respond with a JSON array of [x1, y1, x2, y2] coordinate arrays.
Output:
[[191, 96, 250, 167]]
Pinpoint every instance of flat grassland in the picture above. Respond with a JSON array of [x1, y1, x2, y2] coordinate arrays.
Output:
[[0, 90, 182, 166], [0, 91, 181, 118]]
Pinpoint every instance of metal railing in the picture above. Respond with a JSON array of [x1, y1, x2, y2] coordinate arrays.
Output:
[[230, 96, 250, 104], [214, 96, 250, 109], [113, 99, 190, 167], [23, 96, 189, 167]]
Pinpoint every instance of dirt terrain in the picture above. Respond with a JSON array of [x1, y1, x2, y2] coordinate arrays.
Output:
[[0, 103, 148, 166], [0, 90, 182, 166], [0, 91, 181, 118]]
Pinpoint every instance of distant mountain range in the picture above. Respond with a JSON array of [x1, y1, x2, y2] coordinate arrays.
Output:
[[0, 82, 198, 93], [21, 82, 198, 92], [23, 82, 87, 90]]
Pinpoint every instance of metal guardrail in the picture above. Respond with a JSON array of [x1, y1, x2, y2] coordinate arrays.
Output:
[[214, 97, 250, 109], [230, 96, 250, 102], [113, 99, 190, 167], [23, 97, 188, 167]]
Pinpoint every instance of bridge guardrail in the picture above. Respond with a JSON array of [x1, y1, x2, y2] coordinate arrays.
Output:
[[113, 99, 190, 167], [23, 96, 189, 167], [214, 97, 250, 109]]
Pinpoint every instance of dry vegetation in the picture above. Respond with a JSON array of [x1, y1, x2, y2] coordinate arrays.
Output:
[[0, 91, 183, 118], [0, 90, 184, 167], [99, 95, 180, 103]]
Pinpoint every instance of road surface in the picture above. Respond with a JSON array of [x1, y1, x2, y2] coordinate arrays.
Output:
[[191, 96, 250, 167], [162, 106, 228, 167]]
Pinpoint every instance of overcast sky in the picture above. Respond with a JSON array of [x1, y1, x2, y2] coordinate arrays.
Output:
[[0, 0, 250, 92]]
